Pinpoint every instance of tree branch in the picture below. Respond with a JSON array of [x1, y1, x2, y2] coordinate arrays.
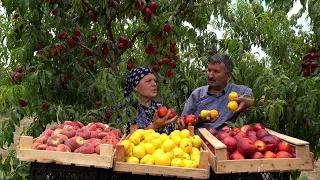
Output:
[[74, 40, 113, 69], [116, 30, 146, 59], [81, 0, 97, 14], [106, 20, 116, 45], [86, 68, 96, 79], [174, 0, 191, 16], [73, 71, 87, 81]]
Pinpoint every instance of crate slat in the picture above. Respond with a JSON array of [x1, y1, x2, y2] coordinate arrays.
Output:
[[113, 126, 210, 179], [199, 128, 314, 174], [266, 128, 309, 145], [114, 162, 209, 179], [17, 136, 114, 169], [214, 153, 314, 174]]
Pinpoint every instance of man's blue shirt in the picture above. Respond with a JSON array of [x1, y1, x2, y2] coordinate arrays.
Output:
[[182, 83, 252, 132]]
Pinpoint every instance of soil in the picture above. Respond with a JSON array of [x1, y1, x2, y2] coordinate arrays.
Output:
[[0, 115, 319, 179]]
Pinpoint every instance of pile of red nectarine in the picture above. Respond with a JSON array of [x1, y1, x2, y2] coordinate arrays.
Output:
[[32, 121, 123, 155], [203, 123, 295, 160]]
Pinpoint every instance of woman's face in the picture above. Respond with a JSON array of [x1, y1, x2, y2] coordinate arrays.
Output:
[[134, 73, 158, 99]]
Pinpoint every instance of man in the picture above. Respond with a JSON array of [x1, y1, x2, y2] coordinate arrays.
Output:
[[178, 54, 256, 132]]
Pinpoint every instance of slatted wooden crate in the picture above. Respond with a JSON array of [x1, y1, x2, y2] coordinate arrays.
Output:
[[198, 128, 314, 174], [113, 125, 210, 179], [17, 136, 115, 169]]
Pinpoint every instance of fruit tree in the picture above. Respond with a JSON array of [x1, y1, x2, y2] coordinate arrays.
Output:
[[1, 0, 320, 179]]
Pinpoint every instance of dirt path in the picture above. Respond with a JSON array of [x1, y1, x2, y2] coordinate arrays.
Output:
[[0, 115, 319, 179]]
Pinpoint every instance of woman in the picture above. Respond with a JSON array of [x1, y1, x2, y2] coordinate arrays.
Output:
[[123, 67, 177, 134]]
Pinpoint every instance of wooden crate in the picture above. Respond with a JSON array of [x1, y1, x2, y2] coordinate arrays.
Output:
[[198, 128, 314, 174], [16, 136, 115, 169], [113, 125, 210, 179]]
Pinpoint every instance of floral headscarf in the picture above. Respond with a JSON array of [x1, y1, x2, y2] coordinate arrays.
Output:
[[123, 67, 154, 97]]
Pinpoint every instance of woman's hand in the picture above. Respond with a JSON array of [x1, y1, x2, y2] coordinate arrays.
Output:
[[150, 109, 177, 131]]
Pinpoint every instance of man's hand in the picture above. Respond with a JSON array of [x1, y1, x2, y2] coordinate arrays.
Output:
[[176, 117, 186, 130], [198, 111, 219, 123], [150, 109, 177, 131], [230, 95, 254, 114]]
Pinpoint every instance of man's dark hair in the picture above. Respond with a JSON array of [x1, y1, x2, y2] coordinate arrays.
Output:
[[208, 54, 234, 74]]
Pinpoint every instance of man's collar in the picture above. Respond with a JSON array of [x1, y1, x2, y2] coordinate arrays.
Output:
[[207, 83, 231, 96]]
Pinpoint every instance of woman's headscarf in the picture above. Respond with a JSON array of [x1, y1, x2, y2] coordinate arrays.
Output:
[[124, 67, 154, 97]]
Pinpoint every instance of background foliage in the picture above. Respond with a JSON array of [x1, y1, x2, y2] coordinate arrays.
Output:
[[0, 0, 320, 179]]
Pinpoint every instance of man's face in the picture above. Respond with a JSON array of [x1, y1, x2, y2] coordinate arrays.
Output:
[[207, 63, 232, 90]]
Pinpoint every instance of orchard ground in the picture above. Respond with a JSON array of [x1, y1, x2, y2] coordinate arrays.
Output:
[[0, 115, 318, 180]]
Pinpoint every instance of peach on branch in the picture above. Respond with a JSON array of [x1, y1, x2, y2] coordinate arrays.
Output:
[[19, 98, 28, 107], [126, 59, 134, 71], [163, 23, 172, 33], [14, 72, 24, 81], [74, 29, 81, 37], [91, 35, 97, 41]]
